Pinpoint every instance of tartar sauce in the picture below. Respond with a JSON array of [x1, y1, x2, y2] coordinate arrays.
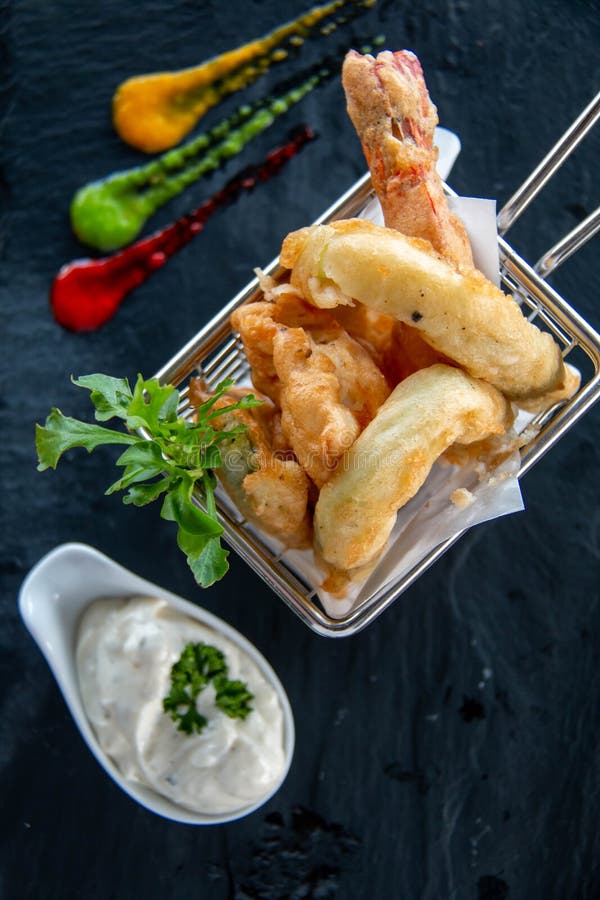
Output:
[[76, 596, 286, 814]]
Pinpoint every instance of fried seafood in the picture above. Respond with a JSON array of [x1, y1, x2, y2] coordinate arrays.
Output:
[[340, 48, 469, 385], [341, 48, 578, 410], [329, 302, 395, 374], [213, 47, 579, 598], [281, 218, 567, 402], [383, 321, 451, 385], [232, 292, 390, 486], [313, 364, 512, 572], [326, 302, 444, 387], [342, 48, 473, 270], [189, 379, 312, 548], [272, 321, 390, 487], [231, 291, 333, 404]]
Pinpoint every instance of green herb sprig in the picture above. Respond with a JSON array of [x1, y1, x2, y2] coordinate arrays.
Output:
[[163, 641, 254, 735], [35, 373, 261, 587]]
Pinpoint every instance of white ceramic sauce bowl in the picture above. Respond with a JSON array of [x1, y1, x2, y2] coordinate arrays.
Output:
[[18, 542, 295, 825]]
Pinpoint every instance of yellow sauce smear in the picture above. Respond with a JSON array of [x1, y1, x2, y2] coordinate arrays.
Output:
[[113, 0, 373, 152]]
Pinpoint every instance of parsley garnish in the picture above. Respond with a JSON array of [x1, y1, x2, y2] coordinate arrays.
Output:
[[35, 374, 260, 588], [163, 641, 254, 735]]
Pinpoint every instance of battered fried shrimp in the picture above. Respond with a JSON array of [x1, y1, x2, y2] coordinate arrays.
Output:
[[332, 304, 449, 388], [272, 323, 390, 487], [383, 321, 451, 385], [341, 49, 577, 409], [342, 48, 473, 270], [314, 364, 512, 572], [231, 291, 331, 404], [341, 48, 476, 385], [230, 301, 281, 402], [232, 293, 390, 485], [330, 301, 395, 373], [188, 379, 312, 548], [281, 219, 566, 402]]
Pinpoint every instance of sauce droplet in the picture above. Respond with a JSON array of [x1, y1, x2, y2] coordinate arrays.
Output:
[[112, 0, 375, 152], [72, 69, 325, 251], [51, 127, 316, 333]]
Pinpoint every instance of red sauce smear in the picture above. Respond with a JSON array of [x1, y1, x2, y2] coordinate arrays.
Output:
[[51, 126, 315, 332]]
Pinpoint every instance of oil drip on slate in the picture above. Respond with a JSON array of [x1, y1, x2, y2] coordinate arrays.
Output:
[[232, 806, 361, 898]]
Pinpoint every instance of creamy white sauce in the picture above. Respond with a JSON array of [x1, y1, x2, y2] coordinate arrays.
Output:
[[76, 597, 286, 815]]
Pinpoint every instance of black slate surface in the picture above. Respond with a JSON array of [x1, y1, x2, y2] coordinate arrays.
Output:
[[1, 2, 599, 898]]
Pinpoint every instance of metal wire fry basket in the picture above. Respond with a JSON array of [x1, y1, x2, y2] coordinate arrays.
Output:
[[154, 94, 600, 637]]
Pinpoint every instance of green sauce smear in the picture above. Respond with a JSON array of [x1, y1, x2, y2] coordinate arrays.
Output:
[[71, 74, 322, 251], [71, 33, 384, 252]]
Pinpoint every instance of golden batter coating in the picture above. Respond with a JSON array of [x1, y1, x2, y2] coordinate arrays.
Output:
[[230, 291, 333, 404], [232, 292, 390, 486], [272, 322, 390, 487], [314, 364, 512, 572], [281, 219, 566, 402], [332, 303, 450, 388], [189, 380, 312, 548], [330, 301, 395, 374], [217, 49, 578, 592]]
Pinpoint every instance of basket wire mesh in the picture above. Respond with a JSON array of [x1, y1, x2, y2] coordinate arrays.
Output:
[[154, 93, 600, 636]]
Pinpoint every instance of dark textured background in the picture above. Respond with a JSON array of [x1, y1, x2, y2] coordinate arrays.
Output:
[[1, 1, 599, 898]]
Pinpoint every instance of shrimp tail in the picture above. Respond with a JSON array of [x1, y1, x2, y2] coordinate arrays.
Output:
[[342, 49, 473, 269]]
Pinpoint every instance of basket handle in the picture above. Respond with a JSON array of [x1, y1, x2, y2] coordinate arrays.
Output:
[[535, 205, 600, 277], [496, 91, 600, 236]]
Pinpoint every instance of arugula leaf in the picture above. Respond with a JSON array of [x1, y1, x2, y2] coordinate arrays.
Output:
[[126, 376, 179, 432], [105, 442, 169, 495], [199, 443, 222, 471], [162, 642, 253, 735], [36, 409, 137, 471], [187, 536, 230, 587], [161, 478, 223, 537], [194, 388, 262, 420], [35, 373, 261, 588], [123, 479, 172, 507], [71, 374, 133, 421]]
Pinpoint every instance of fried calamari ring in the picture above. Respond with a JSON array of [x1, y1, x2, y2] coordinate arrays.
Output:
[[281, 218, 567, 402], [313, 364, 512, 572]]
